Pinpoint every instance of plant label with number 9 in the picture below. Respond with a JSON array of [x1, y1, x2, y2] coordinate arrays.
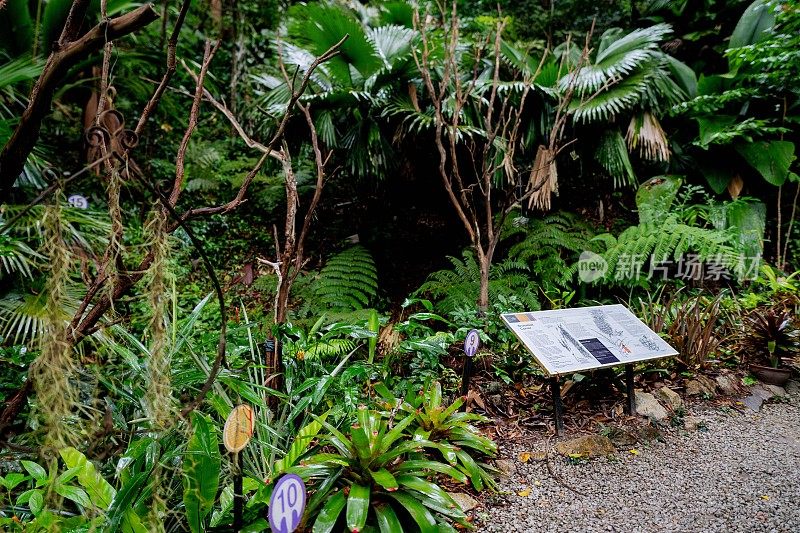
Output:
[[269, 474, 306, 533], [464, 329, 480, 357]]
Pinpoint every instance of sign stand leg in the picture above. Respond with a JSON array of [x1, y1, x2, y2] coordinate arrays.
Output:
[[625, 364, 636, 415], [233, 453, 243, 533], [550, 377, 564, 437], [460, 357, 474, 411]]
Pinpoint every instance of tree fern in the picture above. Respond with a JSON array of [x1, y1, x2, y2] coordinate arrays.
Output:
[[502, 212, 597, 291], [311, 245, 378, 311], [594, 216, 739, 283], [415, 250, 539, 314]]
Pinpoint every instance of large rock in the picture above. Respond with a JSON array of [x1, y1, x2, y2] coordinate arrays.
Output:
[[685, 375, 716, 396], [762, 384, 786, 398], [655, 386, 683, 411], [555, 435, 615, 458], [715, 374, 739, 396], [634, 391, 668, 421], [743, 394, 763, 412], [447, 492, 480, 511]]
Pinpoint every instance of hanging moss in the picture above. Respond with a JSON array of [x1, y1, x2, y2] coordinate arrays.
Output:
[[29, 195, 79, 450], [142, 205, 176, 430]]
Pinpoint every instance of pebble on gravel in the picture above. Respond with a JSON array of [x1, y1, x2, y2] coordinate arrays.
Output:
[[495, 459, 516, 478], [634, 390, 669, 421], [655, 386, 683, 411], [715, 374, 740, 396], [555, 434, 616, 458], [686, 375, 716, 396], [448, 492, 479, 512]]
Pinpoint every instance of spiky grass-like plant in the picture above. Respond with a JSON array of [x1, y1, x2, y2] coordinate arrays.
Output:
[[143, 206, 176, 430], [29, 198, 79, 450]]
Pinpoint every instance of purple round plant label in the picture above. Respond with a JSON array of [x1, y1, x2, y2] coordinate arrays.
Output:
[[268, 474, 306, 533], [67, 194, 89, 209], [464, 329, 480, 357]]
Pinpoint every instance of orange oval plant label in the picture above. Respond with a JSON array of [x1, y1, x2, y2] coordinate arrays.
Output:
[[223, 404, 255, 453]]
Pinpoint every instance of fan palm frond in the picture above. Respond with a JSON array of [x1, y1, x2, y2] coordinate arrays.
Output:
[[288, 3, 381, 85], [0, 234, 42, 278], [595, 129, 637, 189], [368, 24, 417, 70], [626, 112, 670, 161]]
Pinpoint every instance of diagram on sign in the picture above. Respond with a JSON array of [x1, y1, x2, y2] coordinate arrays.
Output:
[[501, 304, 677, 375]]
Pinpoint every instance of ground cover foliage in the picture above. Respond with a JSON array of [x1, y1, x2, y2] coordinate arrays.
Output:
[[1, 0, 799, 531]]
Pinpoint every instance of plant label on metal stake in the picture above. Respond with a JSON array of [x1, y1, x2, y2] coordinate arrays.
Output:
[[269, 474, 306, 533], [464, 329, 480, 357], [67, 194, 89, 209], [223, 404, 255, 453], [225, 405, 254, 533], [461, 329, 481, 399]]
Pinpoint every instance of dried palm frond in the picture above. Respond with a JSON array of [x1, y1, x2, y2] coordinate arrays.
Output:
[[626, 112, 670, 161], [527, 145, 558, 211]]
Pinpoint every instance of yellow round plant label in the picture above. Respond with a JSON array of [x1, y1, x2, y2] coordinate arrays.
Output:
[[223, 404, 255, 453]]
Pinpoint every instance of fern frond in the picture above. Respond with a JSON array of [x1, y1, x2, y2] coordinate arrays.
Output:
[[311, 245, 378, 311]]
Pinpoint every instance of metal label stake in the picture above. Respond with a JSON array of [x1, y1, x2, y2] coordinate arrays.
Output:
[[461, 329, 480, 401]]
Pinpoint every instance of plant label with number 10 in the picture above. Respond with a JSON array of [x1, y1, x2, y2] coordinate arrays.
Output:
[[464, 329, 480, 357], [223, 404, 255, 453], [269, 474, 306, 533]]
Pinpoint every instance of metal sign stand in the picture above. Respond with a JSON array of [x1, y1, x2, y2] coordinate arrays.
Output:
[[550, 363, 637, 437], [233, 453, 243, 532], [461, 329, 480, 409]]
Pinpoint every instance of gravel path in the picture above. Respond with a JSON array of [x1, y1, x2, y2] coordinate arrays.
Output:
[[481, 384, 800, 532]]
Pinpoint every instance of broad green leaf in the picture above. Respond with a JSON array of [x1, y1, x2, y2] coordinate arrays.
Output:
[[29, 490, 44, 516], [386, 491, 437, 533], [377, 413, 416, 455], [736, 140, 796, 186], [20, 460, 47, 484], [274, 412, 328, 475], [312, 491, 346, 533], [636, 175, 682, 225], [1, 472, 25, 490], [107, 471, 149, 533], [729, 0, 775, 49], [367, 309, 380, 364], [61, 447, 116, 509], [374, 503, 403, 533], [350, 422, 373, 462], [121, 509, 148, 533], [395, 475, 463, 519], [55, 484, 92, 508], [393, 460, 469, 484], [306, 467, 344, 518], [346, 483, 370, 532], [370, 469, 398, 491], [696, 115, 737, 148], [183, 412, 222, 533]]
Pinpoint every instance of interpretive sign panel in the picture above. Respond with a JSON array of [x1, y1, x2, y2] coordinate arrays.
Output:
[[501, 304, 677, 376]]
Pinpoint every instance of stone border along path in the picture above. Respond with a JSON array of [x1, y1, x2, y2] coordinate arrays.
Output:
[[476, 381, 800, 532]]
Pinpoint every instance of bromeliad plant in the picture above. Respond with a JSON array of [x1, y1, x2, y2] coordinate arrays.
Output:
[[289, 383, 497, 532], [743, 308, 800, 368], [375, 381, 498, 491]]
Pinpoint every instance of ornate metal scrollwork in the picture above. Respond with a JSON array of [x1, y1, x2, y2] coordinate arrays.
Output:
[[84, 108, 139, 157]]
